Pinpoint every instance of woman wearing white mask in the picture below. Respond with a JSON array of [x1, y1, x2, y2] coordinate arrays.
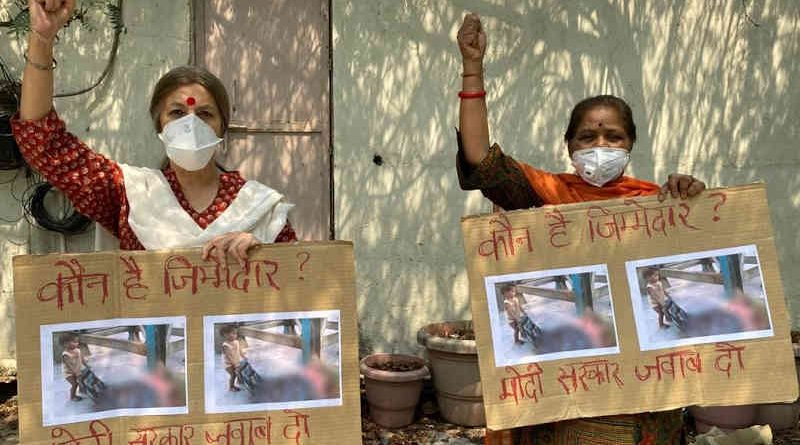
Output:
[[455, 12, 705, 445], [13, 0, 295, 266], [456, 13, 705, 212]]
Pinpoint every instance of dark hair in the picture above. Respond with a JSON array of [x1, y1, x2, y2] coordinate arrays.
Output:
[[643, 267, 660, 279], [149, 66, 231, 134], [500, 284, 516, 295], [220, 325, 237, 337], [564, 95, 636, 143], [59, 332, 79, 346]]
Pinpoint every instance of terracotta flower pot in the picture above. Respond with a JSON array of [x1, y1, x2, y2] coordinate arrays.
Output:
[[794, 343, 800, 387], [360, 353, 429, 428], [690, 404, 758, 433], [755, 402, 800, 431], [417, 320, 486, 427]]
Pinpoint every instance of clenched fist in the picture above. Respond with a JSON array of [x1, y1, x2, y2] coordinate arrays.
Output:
[[28, 0, 75, 41], [457, 13, 487, 64]]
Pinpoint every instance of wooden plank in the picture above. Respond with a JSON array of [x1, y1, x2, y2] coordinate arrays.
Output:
[[241, 320, 288, 330], [660, 268, 723, 285], [84, 326, 129, 336], [79, 334, 147, 356], [238, 327, 301, 349], [516, 285, 575, 302], [520, 277, 558, 287], [662, 259, 707, 270], [228, 120, 321, 134]]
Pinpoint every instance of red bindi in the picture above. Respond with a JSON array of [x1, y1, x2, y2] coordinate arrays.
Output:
[[186, 97, 196, 106]]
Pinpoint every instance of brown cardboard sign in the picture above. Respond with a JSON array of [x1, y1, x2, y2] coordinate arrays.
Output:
[[461, 184, 797, 431], [13, 241, 360, 445]]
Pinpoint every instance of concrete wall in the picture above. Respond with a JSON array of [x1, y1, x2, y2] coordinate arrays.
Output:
[[2, 0, 799, 364], [333, 0, 800, 354], [0, 0, 191, 367]]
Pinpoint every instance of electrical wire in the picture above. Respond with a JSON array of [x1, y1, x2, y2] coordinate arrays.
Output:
[[25, 181, 91, 234]]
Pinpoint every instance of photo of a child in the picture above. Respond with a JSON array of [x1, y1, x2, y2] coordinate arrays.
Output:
[[40, 317, 188, 426], [644, 268, 671, 329], [220, 325, 247, 392], [59, 332, 106, 403], [626, 245, 773, 351], [501, 284, 525, 345], [485, 264, 620, 366], [204, 311, 343, 414]]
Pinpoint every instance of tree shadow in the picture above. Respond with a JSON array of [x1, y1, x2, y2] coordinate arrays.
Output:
[[0, 1, 194, 364], [333, 0, 800, 355]]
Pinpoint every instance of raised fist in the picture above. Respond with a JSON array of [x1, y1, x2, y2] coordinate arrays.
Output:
[[28, 0, 75, 41], [457, 13, 487, 63]]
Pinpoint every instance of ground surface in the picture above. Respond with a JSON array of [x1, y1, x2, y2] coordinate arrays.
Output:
[[3, 381, 800, 444], [3, 348, 800, 445]]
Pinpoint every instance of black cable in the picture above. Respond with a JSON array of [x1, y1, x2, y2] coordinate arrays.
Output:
[[26, 182, 91, 234]]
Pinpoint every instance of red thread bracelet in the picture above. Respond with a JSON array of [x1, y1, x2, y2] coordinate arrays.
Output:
[[458, 90, 486, 99]]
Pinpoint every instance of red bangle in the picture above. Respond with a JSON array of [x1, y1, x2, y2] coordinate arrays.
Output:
[[458, 90, 486, 99]]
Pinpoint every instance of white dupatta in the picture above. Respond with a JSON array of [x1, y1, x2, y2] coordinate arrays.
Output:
[[95, 164, 293, 251]]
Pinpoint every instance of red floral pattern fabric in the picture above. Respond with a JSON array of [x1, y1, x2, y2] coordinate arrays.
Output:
[[12, 110, 296, 250]]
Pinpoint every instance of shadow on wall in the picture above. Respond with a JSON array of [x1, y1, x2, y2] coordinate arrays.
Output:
[[333, 0, 800, 354], [0, 2, 192, 363]]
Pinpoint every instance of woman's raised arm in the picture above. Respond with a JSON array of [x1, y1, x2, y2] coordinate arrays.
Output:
[[20, 0, 75, 120], [457, 13, 490, 166]]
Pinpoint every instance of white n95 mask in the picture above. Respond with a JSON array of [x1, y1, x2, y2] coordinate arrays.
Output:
[[158, 113, 223, 171], [571, 147, 630, 187]]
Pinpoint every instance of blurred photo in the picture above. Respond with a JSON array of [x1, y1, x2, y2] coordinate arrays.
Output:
[[626, 245, 773, 351], [204, 311, 342, 414], [485, 265, 620, 366], [40, 317, 187, 426]]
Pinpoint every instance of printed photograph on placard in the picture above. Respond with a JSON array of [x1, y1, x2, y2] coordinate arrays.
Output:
[[626, 244, 773, 351], [40, 317, 188, 426], [204, 310, 342, 414], [484, 264, 620, 366]]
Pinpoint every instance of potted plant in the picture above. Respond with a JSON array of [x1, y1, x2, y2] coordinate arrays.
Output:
[[417, 320, 485, 427], [689, 404, 758, 433], [360, 353, 429, 428], [752, 341, 800, 431]]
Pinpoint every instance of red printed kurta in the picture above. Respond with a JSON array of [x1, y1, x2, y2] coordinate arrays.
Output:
[[12, 110, 296, 250]]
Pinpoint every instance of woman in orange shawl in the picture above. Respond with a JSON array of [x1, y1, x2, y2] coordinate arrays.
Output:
[[455, 12, 705, 445]]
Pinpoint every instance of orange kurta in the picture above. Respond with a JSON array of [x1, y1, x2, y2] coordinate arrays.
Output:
[[457, 140, 683, 445]]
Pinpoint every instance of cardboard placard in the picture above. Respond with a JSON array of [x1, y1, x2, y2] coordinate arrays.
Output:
[[13, 241, 360, 445], [461, 184, 797, 431]]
